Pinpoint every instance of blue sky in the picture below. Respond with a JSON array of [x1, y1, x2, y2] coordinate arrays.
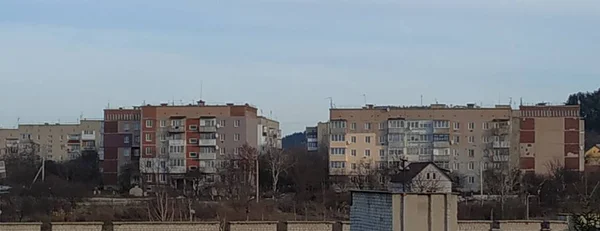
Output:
[[1, 0, 599, 134]]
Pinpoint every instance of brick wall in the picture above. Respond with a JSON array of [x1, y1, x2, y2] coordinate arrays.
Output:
[[0, 222, 42, 231], [52, 222, 103, 231], [112, 222, 219, 231], [286, 221, 334, 231], [229, 221, 278, 231]]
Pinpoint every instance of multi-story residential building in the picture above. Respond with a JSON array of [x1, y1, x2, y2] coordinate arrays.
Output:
[[328, 103, 518, 192], [0, 120, 103, 161], [102, 108, 142, 188], [518, 104, 584, 174], [305, 122, 329, 152], [134, 101, 279, 191]]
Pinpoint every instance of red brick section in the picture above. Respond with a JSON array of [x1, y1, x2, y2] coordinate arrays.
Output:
[[520, 158, 535, 170], [564, 144, 580, 156], [521, 118, 535, 130], [520, 131, 535, 143], [564, 118, 579, 130], [565, 158, 580, 170]]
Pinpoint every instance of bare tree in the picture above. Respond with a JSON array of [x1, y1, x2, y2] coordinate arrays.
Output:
[[410, 173, 444, 192], [262, 146, 293, 197]]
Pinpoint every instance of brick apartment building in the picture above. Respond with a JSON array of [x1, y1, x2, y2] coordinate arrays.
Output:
[[519, 104, 584, 174], [102, 101, 281, 190], [0, 120, 103, 161], [102, 108, 142, 187], [321, 103, 584, 192]]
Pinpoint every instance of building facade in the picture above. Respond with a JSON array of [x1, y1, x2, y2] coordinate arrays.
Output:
[[305, 122, 329, 152], [519, 104, 584, 174], [0, 120, 103, 161], [102, 108, 142, 188]]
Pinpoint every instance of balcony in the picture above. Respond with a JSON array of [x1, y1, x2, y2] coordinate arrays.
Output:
[[198, 152, 217, 160], [493, 141, 510, 148], [168, 126, 185, 133], [198, 139, 217, 146], [491, 127, 510, 135], [82, 146, 95, 151], [492, 154, 510, 162], [68, 134, 81, 141], [199, 167, 217, 174], [168, 140, 185, 146], [81, 131, 96, 140], [169, 166, 187, 174], [329, 168, 346, 176], [418, 155, 433, 162], [433, 141, 450, 148], [433, 155, 450, 162], [387, 141, 405, 148], [433, 127, 450, 134], [198, 126, 217, 133], [387, 127, 406, 134]]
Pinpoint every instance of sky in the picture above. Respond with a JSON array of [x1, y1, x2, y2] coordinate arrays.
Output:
[[1, 0, 599, 134]]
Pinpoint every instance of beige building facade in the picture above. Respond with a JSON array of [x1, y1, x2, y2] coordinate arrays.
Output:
[[0, 119, 103, 161]]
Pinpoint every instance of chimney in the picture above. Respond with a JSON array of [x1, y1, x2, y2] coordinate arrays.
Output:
[[197, 100, 205, 106]]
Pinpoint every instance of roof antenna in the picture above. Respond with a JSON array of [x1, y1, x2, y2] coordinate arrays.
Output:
[[520, 97, 523, 106], [420, 95, 423, 106], [200, 80, 203, 100], [326, 97, 334, 109], [362, 94, 367, 106]]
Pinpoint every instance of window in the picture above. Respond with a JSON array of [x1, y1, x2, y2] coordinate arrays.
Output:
[[468, 136, 475, 143], [379, 135, 386, 144], [160, 120, 166, 127], [351, 136, 357, 143], [453, 163, 459, 170], [160, 133, 166, 141], [483, 122, 490, 130], [468, 149, 475, 157], [123, 149, 130, 157], [331, 148, 346, 155], [330, 161, 346, 168], [145, 133, 152, 142], [389, 149, 403, 155], [364, 123, 371, 130], [60, 135, 63, 140], [234, 120, 241, 127], [351, 149, 357, 156], [234, 147, 240, 155], [169, 145, 184, 153], [364, 149, 371, 156], [124, 136, 130, 144], [146, 120, 153, 128], [434, 120, 449, 128], [380, 149, 385, 157], [234, 133, 240, 141], [484, 162, 489, 170], [331, 134, 345, 142], [389, 120, 404, 128], [190, 152, 198, 158], [468, 162, 474, 170], [159, 174, 166, 183], [220, 134, 225, 141], [146, 175, 153, 183], [482, 136, 490, 143], [365, 136, 371, 143], [189, 138, 198, 144], [219, 120, 226, 127], [220, 148, 225, 155], [433, 134, 449, 141], [468, 122, 475, 130], [145, 147, 152, 155], [453, 149, 459, 156], [37, 135, 40, 140], [469, 176, 475, 184], [379, 122, 385, 129], [453, 135, 460, 144], [161, 146, 167, 154], [453, 122, 460, 130], [189, 125, 198, 131], [330, 120, 347, 129], [351, 123, 357, 130], [146, 161, 152, 168], [351, 163, 357, 169]]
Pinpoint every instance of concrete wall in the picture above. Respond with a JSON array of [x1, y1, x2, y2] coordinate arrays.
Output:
[[52, 222, 103, 231], [286, 221, 334, 231], [229, 221, 278, 231], [112, 222, 220, 231], [341, 221, 350, 231], [0, 222, 42, 231], [350, 191, 393, 231]]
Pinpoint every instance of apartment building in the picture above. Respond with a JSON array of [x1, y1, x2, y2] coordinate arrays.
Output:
[[306, 122, 329, 152], [136, 101, 279, 190], [103, 108, 142, 188], [0, 120, 103, 161], [328, 103, 518, 191], [519, 104, 584, 174]]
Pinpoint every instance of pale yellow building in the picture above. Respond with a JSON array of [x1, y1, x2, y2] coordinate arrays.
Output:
[[0, 120, 103, 161]]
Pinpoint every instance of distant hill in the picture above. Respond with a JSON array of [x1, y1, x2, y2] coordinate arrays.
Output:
[[282, 132, 305, 150]]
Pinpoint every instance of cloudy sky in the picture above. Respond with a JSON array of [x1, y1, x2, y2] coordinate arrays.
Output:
[[1, 0, 599, 134]]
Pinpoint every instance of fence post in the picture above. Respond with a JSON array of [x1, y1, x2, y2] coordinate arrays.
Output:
[[490, 220, 500, 231]]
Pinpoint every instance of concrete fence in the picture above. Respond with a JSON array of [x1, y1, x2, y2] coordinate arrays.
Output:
[[112, 221, 220, 231], [457, 220, 569, 231], [0, 220, 570, 231]]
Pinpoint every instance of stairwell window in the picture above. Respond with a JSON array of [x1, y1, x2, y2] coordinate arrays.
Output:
[[469, 149, 475, 157], [160, 120, 166, 127], [468, 161, 474, 170], [365, 136, 371, 143], [145, 133, 152, 142], [146, 120, 153, 128], [453, 122, 460, 130]]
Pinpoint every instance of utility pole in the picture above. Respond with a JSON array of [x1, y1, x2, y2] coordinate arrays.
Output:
[[256, 154, 259, 203]]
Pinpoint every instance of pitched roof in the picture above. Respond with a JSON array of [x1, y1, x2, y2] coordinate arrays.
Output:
[[390, 162, 450, 183]]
